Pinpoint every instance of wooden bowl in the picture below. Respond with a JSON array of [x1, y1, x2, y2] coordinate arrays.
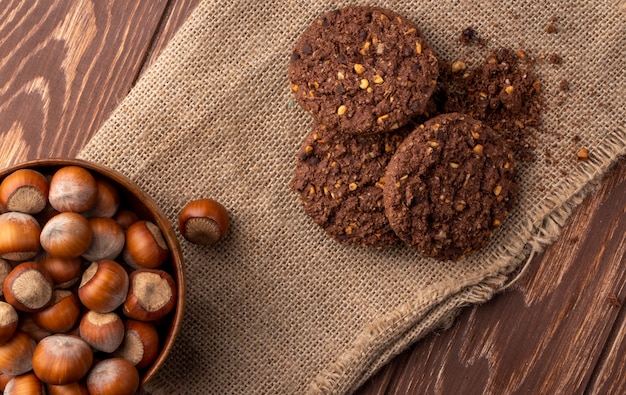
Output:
[[0, 158, 185, 387]]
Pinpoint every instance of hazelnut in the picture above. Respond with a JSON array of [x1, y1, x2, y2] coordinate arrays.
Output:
[[48, 166, 97, 213], [18, 315, 52, 342], [46, 382, 89, 395], [0, 212, 41, 261], [81, 217, 125, 261], [84, 178, 120, 218], [0, 372, 12, 391], [78, 260, 129, 313], [0, 259, 12, 296], [32, 334, 93, 385], [31, 290, 81, 333], [122, 220, 169, 269], [123, 269, 176, 322], [114, 319, 159, 369], [46, 382, 90, 395], [0, 169, 49, 214], [0, 330, 36, 376], [3, 262, 54, 312], [0, 302, 18, 345], [40, 212, 93, 259], [78, 311, 125, 353], [86, 358, 139, 395], [4, 372, 44, 394], [37, 254, 83, 289], [178, 198, 230, 245], [112, 209, 139, 230]]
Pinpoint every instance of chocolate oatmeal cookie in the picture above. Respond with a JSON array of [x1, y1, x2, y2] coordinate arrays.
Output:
[[290, 124, 410, 248], [383, 113, 518, 260], [288, 6, 439, 135]]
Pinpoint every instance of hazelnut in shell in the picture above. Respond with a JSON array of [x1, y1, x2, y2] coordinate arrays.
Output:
[[40, 212, 93, 259], [0, 259, 12, 296], [86, 358, 139, 395], [46, 382, 90, 395], [123, 269, 176, 322], [122, 220, 169, 269], [31, 290, 81, 333], [37, 254, 83, 289], [0, 302, 19, 345], [78, 311, 125, 353], [0, 212, 41, 261], [114, 319, 159, 369], [32, 334, 93, 385], [78, 260, 129, 313], [3, 261, 54, 313], [112, 209, 139, 230], [0, 330, 36, 376], [84, 178, 120, 218], [0, 169, 49, 214], [178, 198, 230, 245], [4, 372, 44, 395], [48, 166, 97, 213], [18, 315, 52, 342], [81, 217, 125, 262], [0, 372, 12, 391]]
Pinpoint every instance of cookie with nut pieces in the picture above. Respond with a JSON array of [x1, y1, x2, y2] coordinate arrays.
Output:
[[288, 6, 439, 135], [383, 113, 518, 261], [291, 123, 411, 248]]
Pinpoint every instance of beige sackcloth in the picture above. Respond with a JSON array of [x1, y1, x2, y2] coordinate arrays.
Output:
[[79, 0, 626, 393]]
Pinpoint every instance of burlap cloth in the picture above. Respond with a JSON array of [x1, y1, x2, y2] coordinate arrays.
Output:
[[79, 1, 626, 393]]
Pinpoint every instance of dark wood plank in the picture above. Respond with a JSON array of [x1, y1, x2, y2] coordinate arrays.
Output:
[[587, 297, 626, 394], [139, 0, 202, 76], [356, 157, 625, 394], [0, 1, 170, 165]]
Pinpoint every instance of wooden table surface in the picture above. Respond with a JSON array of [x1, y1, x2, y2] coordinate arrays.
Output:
[[0, 2, 624, 394]]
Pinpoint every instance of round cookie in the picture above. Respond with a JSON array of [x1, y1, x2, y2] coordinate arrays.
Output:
[[383, 113, 518, 261], [288, 6, 439, 135], [290, 124, 410, 248]]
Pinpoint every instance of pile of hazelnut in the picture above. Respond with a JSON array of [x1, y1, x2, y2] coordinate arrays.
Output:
[[0, 165, 178, 395]]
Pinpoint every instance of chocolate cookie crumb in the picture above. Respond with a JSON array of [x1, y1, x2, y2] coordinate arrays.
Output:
[[548, 53, 563, 65], [459, 27, 476, 45], [559, 79, 570, 91], [433, 48, 543, 162], [546, 23, 558, 33]]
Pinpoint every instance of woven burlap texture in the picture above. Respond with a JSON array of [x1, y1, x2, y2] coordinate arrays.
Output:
[[78, 0, 626, 393]]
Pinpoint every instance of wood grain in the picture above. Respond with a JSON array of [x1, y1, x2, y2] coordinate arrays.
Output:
[[139, 0, 202, 76], [0, 1, 169, 166], [355, 158, 625, 394], [0, 1, 624, 393]]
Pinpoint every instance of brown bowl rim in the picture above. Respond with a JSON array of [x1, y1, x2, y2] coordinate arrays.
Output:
[[0, 158, 186, 386]]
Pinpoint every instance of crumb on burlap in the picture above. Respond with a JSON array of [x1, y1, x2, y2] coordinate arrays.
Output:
[[458, 26, 487, 47], [546, 23, 558, 33], [433, 47, 543, 162], [559, 79, 569, 91], [459, 26, 476, 45], [577, 147, 590, 161], [548, 53, 563, 65]]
